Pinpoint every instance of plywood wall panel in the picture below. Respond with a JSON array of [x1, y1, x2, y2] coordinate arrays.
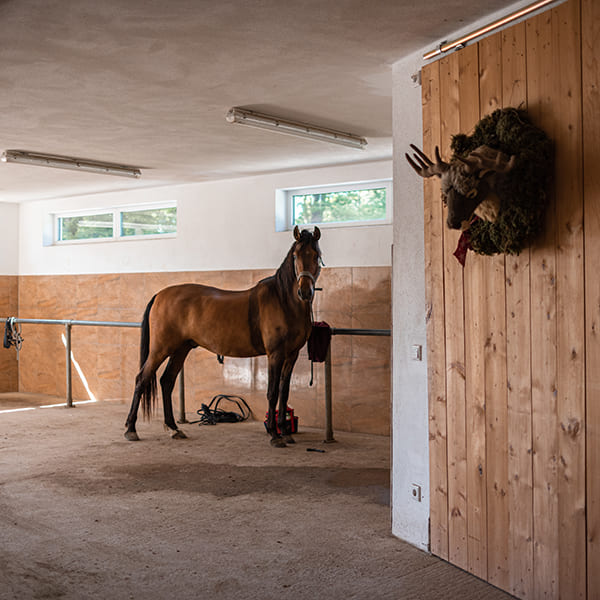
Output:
[[551, 2, 586, 598], [16, 266, 391, 436], [422, 60, 449, 560], [439, 52, 468, 571], [461, 41, 488, 581], [464, 249, 487, 579], [582, 0, 600, 595], [501, 21, 534, 600], [526, 11, 560, 598], [0, 276, 18, 392], [478, 32, 510, 591]]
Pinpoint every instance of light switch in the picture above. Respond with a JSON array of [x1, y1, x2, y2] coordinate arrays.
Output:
[[411, 344, 422, 361]]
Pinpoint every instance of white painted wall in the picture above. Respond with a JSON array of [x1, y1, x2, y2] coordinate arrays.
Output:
[[391, 50, 429, 551], [18, 160, 392, 275], [0, 202, 19, 275]]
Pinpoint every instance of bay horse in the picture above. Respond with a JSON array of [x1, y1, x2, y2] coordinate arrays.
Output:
[[125, 225, 322, 447]]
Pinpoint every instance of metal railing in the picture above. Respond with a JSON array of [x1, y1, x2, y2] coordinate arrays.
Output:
[[2, 316, 190, 419], [2, 318, 390, 441], [3, 318, 136, 408]]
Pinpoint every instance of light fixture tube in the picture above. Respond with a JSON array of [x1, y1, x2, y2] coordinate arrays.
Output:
[[226, 107, 367, 150], [423, 0, 557, 61], [1, 150, 142, 178]]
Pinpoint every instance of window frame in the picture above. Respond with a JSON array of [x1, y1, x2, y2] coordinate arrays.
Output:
[[281, 179, 393, 231], [53, 201, 177, 245]]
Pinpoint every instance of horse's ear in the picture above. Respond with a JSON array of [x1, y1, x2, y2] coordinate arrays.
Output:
[[313, 226, 321, 241], [293, 225, 301, 241]]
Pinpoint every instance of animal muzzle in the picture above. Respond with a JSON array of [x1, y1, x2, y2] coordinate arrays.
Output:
[[447, 215, 471, 230], [297, 271, 316, 302]]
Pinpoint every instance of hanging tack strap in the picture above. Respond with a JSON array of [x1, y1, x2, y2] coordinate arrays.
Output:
[[3, 318, 23, 358]]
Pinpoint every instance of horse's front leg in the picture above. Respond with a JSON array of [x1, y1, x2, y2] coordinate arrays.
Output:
[[278, 350, 300, 444], [266, 356, 285, 447]]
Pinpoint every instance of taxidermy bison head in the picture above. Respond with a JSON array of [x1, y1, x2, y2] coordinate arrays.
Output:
[[405, 144, 516, 230]]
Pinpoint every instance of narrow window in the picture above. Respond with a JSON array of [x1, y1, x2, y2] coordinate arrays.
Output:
[[120, 206, 177, 237], [54, 202, 177, 243], [282, 180, 392, 230], [57, 213, 113, 241]]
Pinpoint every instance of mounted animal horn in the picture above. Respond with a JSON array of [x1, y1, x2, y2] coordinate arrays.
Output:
[[405, 144, 450, 178], [454, 145, 516, 175], [406, 143, 517, 230]]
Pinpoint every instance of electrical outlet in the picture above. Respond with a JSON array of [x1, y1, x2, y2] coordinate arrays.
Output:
[[410, 483, 422, 502]]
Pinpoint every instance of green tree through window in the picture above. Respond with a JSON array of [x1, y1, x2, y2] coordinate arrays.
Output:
[[121, 207, 177, 237], [293, 187, 387, 226], [56, 204, 177, 242], [59, 213, 113, 240]]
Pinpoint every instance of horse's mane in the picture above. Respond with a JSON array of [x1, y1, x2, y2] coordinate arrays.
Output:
[[274, 229, 321, 301]]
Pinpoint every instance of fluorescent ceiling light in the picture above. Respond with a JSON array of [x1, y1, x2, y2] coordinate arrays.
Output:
[[226, 107, 367, 150], [1, 150, 142, 178], [423, 0, 557, 60]]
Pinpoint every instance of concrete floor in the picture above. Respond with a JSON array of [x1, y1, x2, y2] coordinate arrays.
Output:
[[0, 394, 515, 600]]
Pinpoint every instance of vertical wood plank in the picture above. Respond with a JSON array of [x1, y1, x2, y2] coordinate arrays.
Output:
[[439, 52, 468, 571], [460, 42, 487, 581], [502, 21, 534, 600], [552, 2, 587, 599], [479, 31, 510, 591], [526, 10, 559, 599], [464, 252, 487, 579], [422, 60, 449, 560], [583, 0, 600, 594]]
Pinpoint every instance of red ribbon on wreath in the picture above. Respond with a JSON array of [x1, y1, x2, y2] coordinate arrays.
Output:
[[452, 216, 481, 267], [453, 230, 471, 266]]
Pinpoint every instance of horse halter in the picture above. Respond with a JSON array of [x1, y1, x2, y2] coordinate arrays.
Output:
[[296, 269, 317, 285], [293, 254, 320, 302]]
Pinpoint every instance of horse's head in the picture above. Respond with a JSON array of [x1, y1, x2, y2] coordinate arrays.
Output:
[[292, 225, 322, 302]]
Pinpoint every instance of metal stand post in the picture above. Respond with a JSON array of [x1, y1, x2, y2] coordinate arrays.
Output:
[[324, 345, 335, 443], [65, 322, 73, 408]]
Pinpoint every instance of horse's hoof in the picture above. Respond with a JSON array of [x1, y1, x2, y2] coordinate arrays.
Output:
[[124, 431, 140, 441], [270, 438, 287, 448], [170, 429, 187, 439], [284, 435, 296, 444]]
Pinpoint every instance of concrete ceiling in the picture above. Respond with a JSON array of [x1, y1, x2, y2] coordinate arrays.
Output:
[[0, 0, 519, 203]]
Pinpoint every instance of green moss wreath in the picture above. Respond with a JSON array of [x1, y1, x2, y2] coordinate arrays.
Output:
[[451, 107, 553, 256]]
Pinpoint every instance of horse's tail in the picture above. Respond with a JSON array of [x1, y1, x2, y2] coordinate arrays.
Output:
[[139, 295, 158, 419]]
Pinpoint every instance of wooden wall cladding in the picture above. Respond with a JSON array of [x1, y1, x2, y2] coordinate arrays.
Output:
[[14, 266, 391, 436], [422, 1, 596, 597]]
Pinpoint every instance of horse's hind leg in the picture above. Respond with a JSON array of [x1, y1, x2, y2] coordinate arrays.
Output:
[[160, 341, 194, 439], [125, 351, 168, 441], [125, 381, 143, 441], [125, 365, 153, 441]]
